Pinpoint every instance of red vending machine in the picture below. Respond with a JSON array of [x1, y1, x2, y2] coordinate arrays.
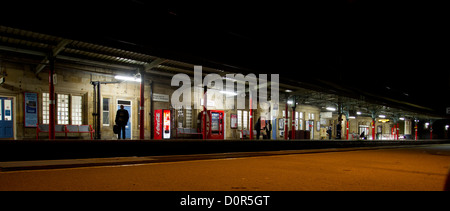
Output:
[[154, 109, 171, 139], [198, 110, 225, 139]]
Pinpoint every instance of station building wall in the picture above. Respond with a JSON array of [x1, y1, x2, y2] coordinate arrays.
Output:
[[0, 61, 415, 140]]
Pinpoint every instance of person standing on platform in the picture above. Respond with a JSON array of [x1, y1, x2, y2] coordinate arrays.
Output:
[[327, 125, 332, 140], [255, 117, 261, 140], [263, 120, 272, 139], [115, 105, 129, 139]]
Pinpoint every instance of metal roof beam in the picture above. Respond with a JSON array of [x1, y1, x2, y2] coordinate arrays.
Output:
[[144, 58, 167, 71], [35, 39, 72, 75]]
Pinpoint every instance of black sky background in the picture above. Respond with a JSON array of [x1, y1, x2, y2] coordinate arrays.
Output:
[[1, 0, 449, 116]]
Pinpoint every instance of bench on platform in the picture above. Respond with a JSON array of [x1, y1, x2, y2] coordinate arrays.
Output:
[[240, 130, 257, 139], [36, 124, 95, 140]]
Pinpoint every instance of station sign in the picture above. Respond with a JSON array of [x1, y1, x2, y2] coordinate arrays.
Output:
[[153, 93, 170, 102], [447, 107, 450, 115]]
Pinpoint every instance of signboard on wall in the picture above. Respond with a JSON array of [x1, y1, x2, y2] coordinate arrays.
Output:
[[24, 92, 38, 127], [153, 93, 170, 102], [230, 114, 237, 129], [320, 112, 333, 119]]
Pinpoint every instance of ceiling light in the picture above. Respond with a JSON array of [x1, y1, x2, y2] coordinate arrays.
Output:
[[115, 75, 141, 82], [326, 107, 336, 111], [378, 115, 386, 118], [219, 90, 238, 96]]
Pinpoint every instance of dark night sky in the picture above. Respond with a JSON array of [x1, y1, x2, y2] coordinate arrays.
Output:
[[1, 0, 449, 116]]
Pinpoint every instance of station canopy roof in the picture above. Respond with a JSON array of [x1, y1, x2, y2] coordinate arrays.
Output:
[[0, 0, 448, 120]]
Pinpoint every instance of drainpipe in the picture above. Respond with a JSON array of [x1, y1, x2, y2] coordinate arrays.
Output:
[[149, 80, 154, 139], [203, 86, 207, 140], [48, 56, 55, 139], [285, 102, 288, 140], [139, 73, 145, 140], [249, 90, 253, 140]]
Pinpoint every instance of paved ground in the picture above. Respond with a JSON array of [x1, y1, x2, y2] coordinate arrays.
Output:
[[1, 144, 450, 191]]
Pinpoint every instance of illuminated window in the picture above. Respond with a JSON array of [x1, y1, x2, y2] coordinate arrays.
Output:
[[42, 93, 49, 124], [57, 94, 69, 124], [299, 112, 303, 130], [71, 96, 82, 125], [243, 111, 248, 130], [185, 108, 192, 128], [237, 110, 242, 130], [43, 93, 83, 125]]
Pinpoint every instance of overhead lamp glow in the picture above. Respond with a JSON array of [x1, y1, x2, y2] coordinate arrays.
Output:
[[349, 116, 356, 119], [356, 111, 362, 115], [285, 89, 293, 93], [378, 115, 386, 118], [399, 117, 405, 121], [326, 107, 336, 111], [115, 75, 141, 82]]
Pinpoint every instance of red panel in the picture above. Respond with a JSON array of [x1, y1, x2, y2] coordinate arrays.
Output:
[[154, 109, 162, 139]]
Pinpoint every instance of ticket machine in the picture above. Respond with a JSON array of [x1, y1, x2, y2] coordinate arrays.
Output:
[[154, 109, 171, 139], [197, 110, 225, 139]]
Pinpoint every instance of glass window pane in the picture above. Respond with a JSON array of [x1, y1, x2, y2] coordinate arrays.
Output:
[[103, 98, 109, 111], [71, 96, 82, 125]]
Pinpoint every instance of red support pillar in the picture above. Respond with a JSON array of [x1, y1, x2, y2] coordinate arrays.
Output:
[[249, 92, 253, 140], [203, 86, 207, 140], [392, 126, 395, 140], [291, 108, 296, 140], [48, 56, 55, 139], [372, 120, 376, 140], [414, 123, 418, 140], [346, 120, 349, 140], [285, 103, 288, 140], [139, 74, 145, 140]]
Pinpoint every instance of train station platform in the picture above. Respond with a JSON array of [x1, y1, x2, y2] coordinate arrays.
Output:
[[1, 139, 449, 163]]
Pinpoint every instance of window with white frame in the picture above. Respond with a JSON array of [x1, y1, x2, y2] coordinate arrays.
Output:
[[299, 112, 303, 130], [72, 96, 82, 125], [42, 93, 49, 124], [237, 110, 242, 130], [103, 98, 110, 126], [243, 110, 248, 130], [185, 107, 192, 128], [57, 94, 69, 124], [43, 93, 83, 125]]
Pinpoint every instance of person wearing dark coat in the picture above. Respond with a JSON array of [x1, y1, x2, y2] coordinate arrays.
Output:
[[255, 117, 261, 140], [115, 105, 129, 139], [263, 120, 272, 139], [360, 131, 366, 140]]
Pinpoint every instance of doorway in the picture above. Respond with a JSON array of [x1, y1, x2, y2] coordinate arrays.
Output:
[[117, 100, 132, 139], [0, 97, 14, 139]]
